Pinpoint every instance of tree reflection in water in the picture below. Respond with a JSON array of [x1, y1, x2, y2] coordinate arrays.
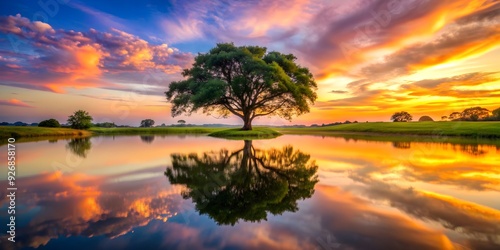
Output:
[[140, 135, 155, 144], [66, 137, 92, 158], [165, 140, 318, 225]]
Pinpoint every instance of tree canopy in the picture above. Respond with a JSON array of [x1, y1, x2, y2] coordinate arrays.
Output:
[[67, 110, 93, 129], [165, 43, 317, 130], [140, 119, 155, 127], [492, 107, 500, 120], [38, 118, 60, 127], [460, 107, 490, 121], [164, 140, 318, 225], [447, 107, 496, 121], [391, 111, 412, 122]]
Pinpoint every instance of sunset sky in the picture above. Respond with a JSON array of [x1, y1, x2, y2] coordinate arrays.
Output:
[[0, 0, 499, 126]]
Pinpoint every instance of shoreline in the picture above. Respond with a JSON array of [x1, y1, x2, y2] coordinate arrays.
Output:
[[1, 121, 499, 142]]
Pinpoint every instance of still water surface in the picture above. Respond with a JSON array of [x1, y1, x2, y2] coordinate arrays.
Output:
[[1, 135, 499, 250]]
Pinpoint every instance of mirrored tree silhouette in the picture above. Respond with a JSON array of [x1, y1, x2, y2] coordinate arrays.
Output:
[[140, 135, 155, 144], [66, 137, 92, 158], [392, 141, 411, 149], [165, 140, 318, 225]]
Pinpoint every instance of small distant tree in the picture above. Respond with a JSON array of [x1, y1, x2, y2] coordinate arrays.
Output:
[[67, 110, 93, 129], [441, 116, 447, 121], [418, 116, 434, 122], [140, 119, 155, 127], [177, 120, 186, 126], [38, 118, 61, 127], [391, 111, 412, 122], [460, 107, 490, 121], [449, 112, 461, 121]]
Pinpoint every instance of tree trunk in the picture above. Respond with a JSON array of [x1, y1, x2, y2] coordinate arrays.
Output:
[[242, 140, 252, 168], [241, 115, 252, 130]]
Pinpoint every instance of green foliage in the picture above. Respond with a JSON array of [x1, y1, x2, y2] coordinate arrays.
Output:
[[38, 118, 61, 127], [418, 116, 434, 122], [391, 111, 412, 122], [165, 43, 317, 130], [164, 140, 318, 225], [67, 110, 93, 129], [93, 122, 116, 128], [140, 119, 155, 127]]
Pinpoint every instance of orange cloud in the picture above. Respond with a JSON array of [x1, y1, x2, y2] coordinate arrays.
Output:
[[0, 170, 183, 248]]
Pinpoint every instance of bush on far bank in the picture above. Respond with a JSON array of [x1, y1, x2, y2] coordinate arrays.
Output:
[[38, 118, 61, 127]]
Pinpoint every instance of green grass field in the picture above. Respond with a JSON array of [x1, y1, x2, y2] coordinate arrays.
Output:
[[89, 127, 225, 135], [277, 121, 500, 138], [208, 127, 282, 139], [1, 122, 499, 142], [0, 127, 92, 139]]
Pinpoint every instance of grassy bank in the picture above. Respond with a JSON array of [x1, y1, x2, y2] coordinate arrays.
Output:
[[277, 121, 500, 138], [2, 122, 499, 141], [89, 127, 225, 135], [208, 127, 282, 139], [0, 127, 91, 139]]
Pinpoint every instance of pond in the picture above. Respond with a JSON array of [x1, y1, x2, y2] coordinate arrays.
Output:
[[1, 135, 499, 250]]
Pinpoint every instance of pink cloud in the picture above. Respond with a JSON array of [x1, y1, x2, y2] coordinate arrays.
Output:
[[0, 98, 35, 108]]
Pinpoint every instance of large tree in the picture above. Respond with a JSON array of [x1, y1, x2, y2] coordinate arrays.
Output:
[[67, 110, 93, 129], [165, 43, 317, 130]]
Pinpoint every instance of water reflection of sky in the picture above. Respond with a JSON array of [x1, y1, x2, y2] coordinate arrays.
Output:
[[0, 135, 499, 249]]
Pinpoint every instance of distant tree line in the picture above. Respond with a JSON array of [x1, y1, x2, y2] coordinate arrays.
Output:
[[311, 120, 359, 127], [390, 106, 500, 122], [442, 106, 500, 121]]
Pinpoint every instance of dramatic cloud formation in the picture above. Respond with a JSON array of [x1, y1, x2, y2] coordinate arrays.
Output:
[[0, 14, 192, 93], [360, 20, 500, 79], [0, 0, 499, 124], [0, 169, 184, 249]]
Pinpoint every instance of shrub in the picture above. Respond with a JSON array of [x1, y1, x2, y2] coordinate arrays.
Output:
[[418, 116, 434, 122], [38, 118, 61, 127]]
